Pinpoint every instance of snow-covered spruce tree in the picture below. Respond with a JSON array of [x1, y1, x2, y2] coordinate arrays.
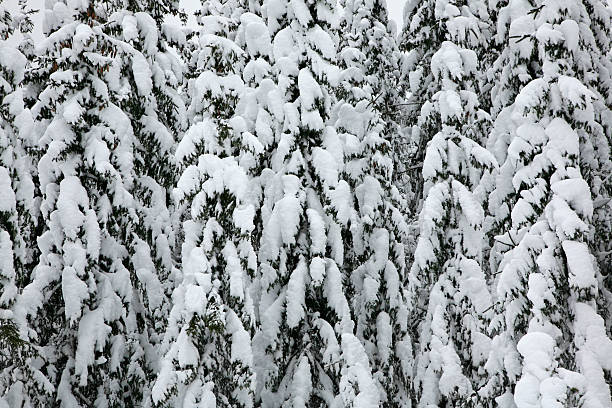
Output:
[[152, 1, 259, 407], [154, 154, 258, 408], [0, 3, 34, 332], [106, 1, 187, 209], [407, 36, 497, 406], [486, 0, 537, 119], [573, 1, 612, 308], [232, 7, 279, 173], [333, 0, 412, 405], [12, 1, 170, 405], [0, 5, 47, 406], [86, 2, 187, 405], [478, 0, 507, 116], [230, 3, 281, 294], [487, 0, 612, 276], [484, 0, 538, 282], [337, 0, 406, 192], [400, 0, 493, 210], [485, 0, 560, 260], [482, 2, 612, 407], [177, 0, 249, 164], [251, 0, 383, 405]]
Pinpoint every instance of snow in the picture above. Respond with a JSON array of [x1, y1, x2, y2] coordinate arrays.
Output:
[[509, 15, 535, 59], [223, 241, 245, 300], [56, 176, 88, 240], [562, 241, 597, 290], [4, 0, 612, 406], [437, 90, 463, 121], [75, 308, 111, 386], [0, 231, 16, 306], [422, 136, 445, 182], [545, 117, 579, 159], [309, 25, 336, 59], [558, 20, 579, 54], [61, 96, 83, 124], [325, 261, 350, 321], [551, 178, 593, 218], [431, 41, 464, 81], [286, 259, 307, 328], [370, 228, 389, 273], [312, 147, 339, 187], [355, 176, 383, 222], [0, 45, 26, 84], [290, 0, 313, 27], [243, 16, 272, 57], [85, 134, 114, 175], [273, 27, 295, 62], [453, 180, 483, 227], [330, 180, 353, 225], [514, 332, 561, 408], [316, 317, 340, 366], [0, 167, 16, 212], [290, 356, 313, 408], [458, 257, 492, 314], [535, 23, 564, 46], [183, 282, 206, 319], [134, 12, 158, 55], [132, 52, 153, 96], [573, 303, 612, 407], [261, 291, 285, 343], [362, 272, 380, 305], [175, 119, 218, 164], [233, 203, 256, 234], [226, 309, 253, 366], [61, 265, 89, 323], [557, 75, 594, 108], [183, 380, 216, 408], [162, 21, 186, 47], [340, 333, 380, 408], [384, 262, 401, 308], [121, 14, 138, 43], [307, 209, 326, 255], [73, 23, 95, 54], [199, 155, 249, 201], [376, 312, 392, 363], [309, 257, 326, 286], [298, 68, 323, 109], [261, 178, 302, 261], [177, 328, 200, 367]]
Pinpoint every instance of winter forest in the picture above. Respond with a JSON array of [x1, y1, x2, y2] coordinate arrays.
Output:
[[1, 0, 612, 406]]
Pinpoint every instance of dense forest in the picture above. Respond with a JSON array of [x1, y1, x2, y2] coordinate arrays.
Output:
[[1, 0, 611, 407]]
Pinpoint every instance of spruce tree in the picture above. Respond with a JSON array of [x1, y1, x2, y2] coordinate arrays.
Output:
[[478, 0, 506, 115], [251, 0, 368, 405], [101, 2, 187, 404], [334, 0, 412, 405], [402, 2, 498, 407], [400, 0, 493, 209], [0, 3, 35, 333], [486, 0, 546, 260], [14, 1, 164, 405], [575, 1, 612, 316], [483, 1, 612, 407], [0, 4, 47, 406], [153, 1, 258, 406], [407, 37, 497, 407]]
